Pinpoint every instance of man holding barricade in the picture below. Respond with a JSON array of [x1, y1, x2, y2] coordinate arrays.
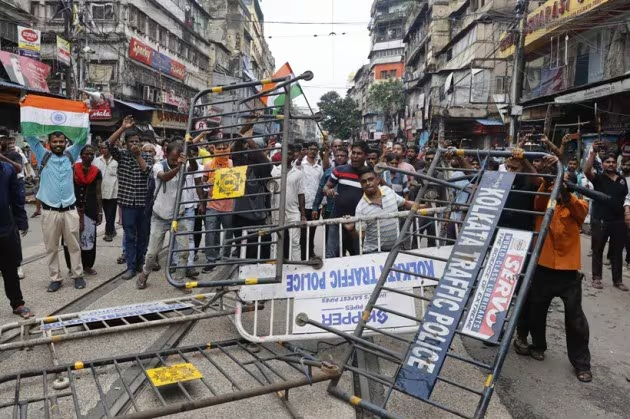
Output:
[[347, 167, 414, 254], [525, 155, 593, 383]]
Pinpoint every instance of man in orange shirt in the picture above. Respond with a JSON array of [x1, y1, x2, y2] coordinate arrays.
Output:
[[526, 160, 592, 383]]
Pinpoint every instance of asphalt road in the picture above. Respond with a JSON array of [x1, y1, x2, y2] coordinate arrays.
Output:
[[4, 215, 630, 418]]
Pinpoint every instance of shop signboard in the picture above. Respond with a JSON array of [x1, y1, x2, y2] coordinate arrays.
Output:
[[17, 26, 41, 59], [128, 38, 186, 81], [0, 51, 50, 92], [56, 36, 71, 66], [499, 0, 613, 57]]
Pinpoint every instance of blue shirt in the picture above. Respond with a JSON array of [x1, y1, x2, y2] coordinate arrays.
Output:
[[26, 136, 83, 208], [0, 162, 27, 237]]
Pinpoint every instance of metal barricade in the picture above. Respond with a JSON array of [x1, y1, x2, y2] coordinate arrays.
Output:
[[292, 149, 564, 418], [0, 293, 239, 351], [0, 338, 340, 418], [166, 71, 321, 290], [233, 210, 454, 343]]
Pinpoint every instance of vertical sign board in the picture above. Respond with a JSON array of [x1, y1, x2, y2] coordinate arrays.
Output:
[[461, 228, 533, 343], [394, 171, 515, 400]]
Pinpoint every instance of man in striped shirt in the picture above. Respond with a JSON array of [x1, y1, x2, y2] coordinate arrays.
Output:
[[322, 141, 369, 257], [347, 167, 414, 254]]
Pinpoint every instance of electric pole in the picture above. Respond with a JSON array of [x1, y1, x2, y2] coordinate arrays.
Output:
[[63, 0, 74, 99], [508, 0, 530, 145]]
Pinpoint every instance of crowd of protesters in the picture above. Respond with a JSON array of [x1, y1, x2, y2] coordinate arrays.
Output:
[[3, 115, 630, 387]]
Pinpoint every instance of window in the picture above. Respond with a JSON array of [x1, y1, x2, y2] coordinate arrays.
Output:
[[159, 27, 168, 47], [495, 76, 508, 94], [46, 2, 63, 20], [147, 19, 157, 40], [137, 12, 146, 34], [389, 70, 397, 78], [380, 70, 388, 79], [30, 2, 40, 18], [91, 3, 114, 20], [182, 45, 189, 60]]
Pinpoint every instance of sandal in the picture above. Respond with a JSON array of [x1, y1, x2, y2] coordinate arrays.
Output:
[[13, 305, 34, 319], [136, 273, 148, 290], [576, 370, 592, 383], [592, 280, 604, 289]]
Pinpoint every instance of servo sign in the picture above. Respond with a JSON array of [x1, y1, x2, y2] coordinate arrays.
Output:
[[394, 170, 515, 400]]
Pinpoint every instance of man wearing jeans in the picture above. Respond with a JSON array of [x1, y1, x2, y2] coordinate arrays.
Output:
[[107, 117, 153, 280], [203, 142, 234, 272], [137, 142, 193, 289], [322, 141, 369, 258], [584, 143, 629, 291]]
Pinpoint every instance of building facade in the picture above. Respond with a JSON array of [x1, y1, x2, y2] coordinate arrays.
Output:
[[7, 0, 275, 137], [500, 0, 630, 159]]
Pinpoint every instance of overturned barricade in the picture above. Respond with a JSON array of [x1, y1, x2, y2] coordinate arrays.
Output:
[[291, 149, 563, 418]]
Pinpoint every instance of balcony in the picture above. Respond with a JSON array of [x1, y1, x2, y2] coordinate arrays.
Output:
[[405, 26, 428, 65]]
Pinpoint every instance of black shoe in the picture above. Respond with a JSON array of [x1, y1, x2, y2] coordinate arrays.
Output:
[[117, 256, 125, 265], [74, 277, 86, 289], [121, 270, 136, 280], [103, 235, 113, 242], [186, 268, 200, 278], [202, 264, 215, 273], [47, 281, 62, 293]]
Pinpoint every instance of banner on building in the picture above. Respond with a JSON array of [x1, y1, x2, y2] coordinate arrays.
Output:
[[17, 26, 41, 59], [56, 36, 71, 66], [128, 38, 186, 81], [0, 52, 51, 92]]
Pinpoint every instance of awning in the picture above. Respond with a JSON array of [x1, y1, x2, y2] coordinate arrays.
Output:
[[114, 99, 156, 112], [90, 118, 121, 128], [476, 119, 504, 126]]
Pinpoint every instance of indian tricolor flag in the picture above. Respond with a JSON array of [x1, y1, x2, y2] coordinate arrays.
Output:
[[21, 95, 90, 145], [261, 62, 304, 112]]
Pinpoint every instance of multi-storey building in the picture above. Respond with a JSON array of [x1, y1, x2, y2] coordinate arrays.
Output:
[[500, 0, 630, 157], [403, 0, 510, 148]]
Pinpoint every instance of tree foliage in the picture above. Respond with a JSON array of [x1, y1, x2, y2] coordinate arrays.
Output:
[[368, 78, 405, 133], [317, 91, 361, 140]]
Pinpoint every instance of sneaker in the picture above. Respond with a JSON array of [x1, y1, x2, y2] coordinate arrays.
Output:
[[121, 270, 136, 280], [17, 267, 24, 280], [103, 235, 113, 242], [84, 267, 97, 276], [592, 279, 604, 289], [614, 283, 629, 292], [74, 277, 86, 289], [193, 253, 199, 262], [202, 264, 216, 273], [185, 268, 200, 278], [47, 281, 62, 292], [530, 349, 545, 361]]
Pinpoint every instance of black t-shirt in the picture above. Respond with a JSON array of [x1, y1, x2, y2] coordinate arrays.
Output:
[[591, 173, 627, 221], [2, 151, 22, 169], [498, 176, 537, 231]]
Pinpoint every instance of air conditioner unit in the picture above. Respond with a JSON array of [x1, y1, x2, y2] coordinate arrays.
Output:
[[142, 86, 154, 101]]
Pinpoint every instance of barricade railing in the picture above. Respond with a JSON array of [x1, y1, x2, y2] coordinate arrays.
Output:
[[0, 338, 340, 418], [233, 210, 454, 343], [165, 71, 319, 290], [293, 149, 564, 418]]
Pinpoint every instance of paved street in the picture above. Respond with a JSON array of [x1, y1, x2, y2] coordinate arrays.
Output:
[[3, 213, 629, 418]]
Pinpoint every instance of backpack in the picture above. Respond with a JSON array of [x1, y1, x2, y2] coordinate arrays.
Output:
[[39, 150, 74, 172], [145, 160, 169, 217]]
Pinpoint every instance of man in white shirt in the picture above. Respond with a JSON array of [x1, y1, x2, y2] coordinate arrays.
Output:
[[299, 141, 323, 259], [94, 144, 119, 242], [136, 141, 197, 290], [347, 167, 414, 254], [270, 144, 306, 261]]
